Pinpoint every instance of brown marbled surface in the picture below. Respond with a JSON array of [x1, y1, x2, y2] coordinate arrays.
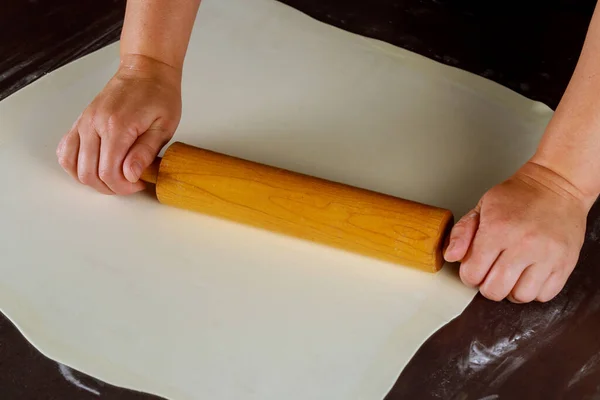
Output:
[[0, 312, 162, 399]]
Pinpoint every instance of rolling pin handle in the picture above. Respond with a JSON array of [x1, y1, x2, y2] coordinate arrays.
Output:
[[140, 157, 162, 184]]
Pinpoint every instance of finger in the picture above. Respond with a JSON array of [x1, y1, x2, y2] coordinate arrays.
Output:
[[536, 270, 567, 303], [479, 251, 530, 302], [77, 129, 114, 195], [459, 229, 503, 288], [445, 210, 480, 262], [537, 252, 580, 302], [507, 263, 551, 303], [98, 121, 145, 195], [56, 130, 80, 181], [123, 125, 170, 183]]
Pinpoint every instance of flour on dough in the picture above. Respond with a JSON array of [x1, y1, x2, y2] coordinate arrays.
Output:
[[0, 0, 552, 399]]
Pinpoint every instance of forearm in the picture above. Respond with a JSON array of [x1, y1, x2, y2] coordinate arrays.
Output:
[[531, 4, 600, 202], [120, 0, 202, 71]]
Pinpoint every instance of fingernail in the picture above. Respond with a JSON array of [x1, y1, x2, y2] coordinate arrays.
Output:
[[130, 162, 142, 183]]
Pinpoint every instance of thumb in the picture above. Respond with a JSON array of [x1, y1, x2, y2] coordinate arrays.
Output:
[[444, 201, 482, 263], [123, 126, 171, 183]]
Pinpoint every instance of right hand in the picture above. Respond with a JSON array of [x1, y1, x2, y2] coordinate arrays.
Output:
[[445, 162, 591, 303], [56, 54, 182, 195]]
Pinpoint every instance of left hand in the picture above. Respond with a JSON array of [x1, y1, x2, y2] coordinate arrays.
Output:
[[444, 161, 595, 303], [56, 54, 182, 195]]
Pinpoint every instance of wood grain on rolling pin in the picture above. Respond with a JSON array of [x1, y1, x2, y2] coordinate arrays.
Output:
[[153, 142, 453, 272]]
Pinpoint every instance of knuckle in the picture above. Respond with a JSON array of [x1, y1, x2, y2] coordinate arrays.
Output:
[[549, 237, 569, 254], [135, 142, 157, 161], [106, 114, 138, 140], [78, 171, 95, 185], [125, 128, 139, 142], [553, 257, 571, 274], [162, 125, 176, 138], [448, 231, 463, 246], [479, 285, 505, 302], [459, 265, 482, 287], [77, 124, 92, 137], [89, 112, 108, 137], [105, 114, 120, 133], [80, 109, 99, 131], [536, 292, 556, 303], [519, 232, 538, 249], [511, 289, 536, 304], [78, 120, 97, 137], [465, 210, 480, 220], [57, 155, 74, 170], [99, 171, 132, 195], [98, 167, 114, 183], [537, 275, 567, 303], [452, 219, 469, 231]]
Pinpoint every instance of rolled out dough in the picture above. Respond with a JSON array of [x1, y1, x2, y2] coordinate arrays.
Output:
[[0, 0, 552, 398]]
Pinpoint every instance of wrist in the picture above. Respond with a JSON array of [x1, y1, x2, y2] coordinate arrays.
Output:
[[518, 159, 598, 211], [117, 53, 183, 85]]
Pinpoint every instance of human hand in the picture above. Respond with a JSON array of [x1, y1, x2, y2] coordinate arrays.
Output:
[[444, 162, 595, 303], [56, 54, 182, 195]]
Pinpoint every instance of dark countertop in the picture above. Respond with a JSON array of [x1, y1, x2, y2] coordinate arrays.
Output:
[[0, 314, 162, 399], [1, 0, 599, 399]]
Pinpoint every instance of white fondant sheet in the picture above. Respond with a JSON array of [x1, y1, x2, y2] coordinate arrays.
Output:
[[0, 0, 553, 398]]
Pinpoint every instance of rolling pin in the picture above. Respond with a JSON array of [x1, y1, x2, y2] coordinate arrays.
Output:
[[140, 142, 453, 272]]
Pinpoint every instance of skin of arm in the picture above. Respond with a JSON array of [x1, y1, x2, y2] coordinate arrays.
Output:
[[57, 0, 202, 195], [445, 4, 600, 303], [120, 0, 201, 70]]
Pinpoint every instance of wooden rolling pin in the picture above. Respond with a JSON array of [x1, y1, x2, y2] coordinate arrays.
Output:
[[141, 142, 453, 272]]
